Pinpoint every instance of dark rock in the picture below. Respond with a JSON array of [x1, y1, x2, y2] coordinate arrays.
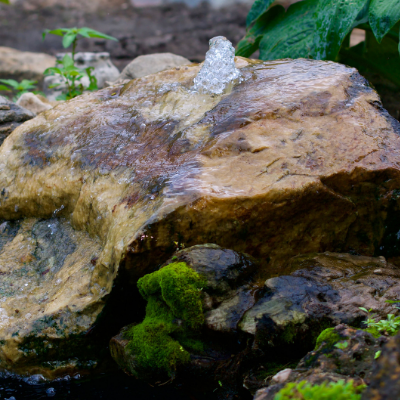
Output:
[[240, 253, 400, 353], [254, 324, 386, 400], [361, 333, 400, 400], [0, 95, 34, 145]]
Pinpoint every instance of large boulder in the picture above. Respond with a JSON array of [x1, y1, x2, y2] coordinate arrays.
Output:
[[1, 57, 400, 374], [0, 95, 34, 145], [0, 47, 55, 83]]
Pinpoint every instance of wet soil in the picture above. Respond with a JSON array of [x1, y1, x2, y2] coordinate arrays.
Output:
[[0, 2, 250, 71]]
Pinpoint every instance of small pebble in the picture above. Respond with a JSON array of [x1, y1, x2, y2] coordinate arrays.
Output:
[[46, 387, 56, 397], [272, 368, 292, 384], [374, 269, 383, 275]]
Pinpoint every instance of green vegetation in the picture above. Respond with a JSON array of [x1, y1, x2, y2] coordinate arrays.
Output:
[[125, 262, 206, 378], [359, 307, 400, 335], [0, 0, 9, 4], [43, 27, 117, 100], [315, 328, 341, 349], [273, 380, 365, 400], [0, 79, 38, 101], [237, 0, 400, 89]]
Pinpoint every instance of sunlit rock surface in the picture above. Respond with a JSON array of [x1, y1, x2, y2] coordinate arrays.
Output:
[[0, 57, 400, 374]]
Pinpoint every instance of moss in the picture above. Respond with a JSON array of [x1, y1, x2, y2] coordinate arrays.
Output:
[[315, 328, 341, 349], [126, 262, 206, 377]]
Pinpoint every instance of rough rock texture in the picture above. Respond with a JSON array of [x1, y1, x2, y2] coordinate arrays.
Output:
[[0, 47, 55, 83], [0, 95, 34, 145], [240, 253, 400, 352], [254, 324, 387, 400], [114, 53, 191, 84], [361, 333, 400, 400], [1, 58, 400, 373], [16, 93, 54, 115], [0, 218, 103, 378]]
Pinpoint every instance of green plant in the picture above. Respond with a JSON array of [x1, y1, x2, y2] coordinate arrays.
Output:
[[237, 0, 400, 89], [274, 380, 365, 400], [0, 79, 38, 101], [359, 307, 400, 335], [43, 27, 117, 100], [125, 262, 206, 378], [0, 0, 9, 4]]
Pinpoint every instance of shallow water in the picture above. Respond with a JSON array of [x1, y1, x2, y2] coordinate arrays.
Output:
[[0, 371, 203, 400]]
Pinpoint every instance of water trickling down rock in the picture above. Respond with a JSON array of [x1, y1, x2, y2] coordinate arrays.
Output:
[[193, 36, 242, 95]]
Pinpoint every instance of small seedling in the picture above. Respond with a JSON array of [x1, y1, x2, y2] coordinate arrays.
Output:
[[43, 27, 118, 100], [334, 341, 349, 350], [359, 307, 400, 335], [0, 79, 38, 101], [374, 350, 381, 359]]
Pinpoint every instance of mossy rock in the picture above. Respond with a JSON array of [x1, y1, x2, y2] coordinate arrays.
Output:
[[125, 262, 206, 378]]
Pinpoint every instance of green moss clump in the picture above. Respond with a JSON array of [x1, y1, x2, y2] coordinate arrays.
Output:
[[126, 262, 206, 377], [274, 380, 365, 400], [315, 328, 341, 349]]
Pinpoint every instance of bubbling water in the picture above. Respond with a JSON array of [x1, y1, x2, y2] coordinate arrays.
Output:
[[193, 36, 242, 95]]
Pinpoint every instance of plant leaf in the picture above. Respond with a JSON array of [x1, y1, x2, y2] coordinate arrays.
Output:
[[246, 0, 276, 27], [44, 67, 63, 76], [0, 85, 11, 91], [0, 0, 10, 4], [369, 0, 400, 43], [339, 30, 400, 88], [259, 0, 319, 60], [0, 79, 18, 89], [314, 0, 370, 60], [78, 27, 118, 41], [62, 54, 75, 69], [62, 32, 77, 49], [42, 28, 69, 41], [237, 5, 285, 57]]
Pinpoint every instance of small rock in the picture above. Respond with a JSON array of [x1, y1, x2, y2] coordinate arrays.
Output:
[[112, 52, 191, 84], [374, 269, 383, 275], [271, 368, 292, 384], [16, 93, 53, 115]]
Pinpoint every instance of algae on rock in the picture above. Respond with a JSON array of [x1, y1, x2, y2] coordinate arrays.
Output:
[[125, 262, 206, 378]]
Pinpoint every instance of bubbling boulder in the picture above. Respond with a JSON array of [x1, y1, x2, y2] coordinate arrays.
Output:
[[0, 57, 400, 375]]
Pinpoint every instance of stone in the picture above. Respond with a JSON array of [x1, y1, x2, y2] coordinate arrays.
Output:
[[0, 95, 34, 145], [254, 324, 386, 400], [114, 52, 191, 83], [0, 47, 56, 83], [240, 253, 400, 352], [44, 52, 120, 101], [361, 333, 400, 400], [271, 368, 292, 384], [0, 217, 104, 378], [16, 93, 54, 115], [1, 57, 400, 374]]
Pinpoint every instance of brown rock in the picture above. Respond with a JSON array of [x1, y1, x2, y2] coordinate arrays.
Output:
[[1, 58, 400, 373], [16, 93, 54, 115], [0, 47, 55, 83]]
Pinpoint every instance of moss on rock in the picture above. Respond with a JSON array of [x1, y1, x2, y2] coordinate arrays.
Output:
[[126, 262, 206, 377], [315, 328, 342, 349]]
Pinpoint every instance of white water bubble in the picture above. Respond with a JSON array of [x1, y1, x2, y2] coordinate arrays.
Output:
[[193, 36, 242, 95]]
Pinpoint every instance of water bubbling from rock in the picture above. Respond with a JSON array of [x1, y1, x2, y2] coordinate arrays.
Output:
[[193, 36, 242, 95]]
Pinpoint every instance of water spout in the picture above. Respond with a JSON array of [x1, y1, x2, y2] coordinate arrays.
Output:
[[193, 36, 242, 95]]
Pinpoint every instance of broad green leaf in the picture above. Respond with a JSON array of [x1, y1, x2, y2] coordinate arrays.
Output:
[[259, 0, 319, 60], [0, 85, 11, 91], [369, 0, 400, 42], [246, 0, 276, 27], [339, 30, 400, 87], [42, 28, 68, 40], [18, 80, 37, 90], [78, 27, 118, 41], [0, 79, 18, 89], [62, 54, 75, 69], [62, 32, 77, 48], [44, 67, 62, 76], [314, 0, 369, 60], [237, 5, 285, 57]]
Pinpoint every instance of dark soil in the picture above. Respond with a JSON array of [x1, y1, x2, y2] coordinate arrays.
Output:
[[0, 2, 250, 70]]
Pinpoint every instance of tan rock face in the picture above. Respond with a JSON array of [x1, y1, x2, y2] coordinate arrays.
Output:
[[0, 58, 400, 374], [0, 47, 56, 83]]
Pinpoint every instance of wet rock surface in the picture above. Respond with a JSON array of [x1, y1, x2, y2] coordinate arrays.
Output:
[[1, 57, 400, 376], [0, 95, 34, 144], [254, 324, 387, 400], [0, 218, 103, 378], [240, 253, 400, 353], [361, 333, 400, 400]]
